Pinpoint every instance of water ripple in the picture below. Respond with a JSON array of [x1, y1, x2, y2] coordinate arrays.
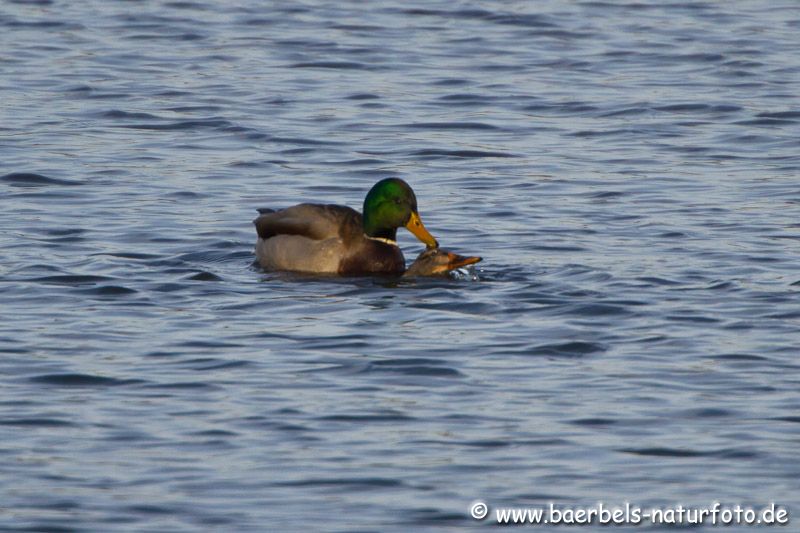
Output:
[[29, 374, 142, 387], [2, 0, 799, 530], [1, 173, 83, 187]]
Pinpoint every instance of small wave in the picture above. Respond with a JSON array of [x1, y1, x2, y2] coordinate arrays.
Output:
[[432, 79, 471, 86], [436, 93, 489, 103], [400, 8, 555, 29], [569, 128, 636, 138], [655, 103, 717, 113], [0, 417, 74, 427], [706, 353, 768, 362], [3, 18, 78, 29], [185, 271, 223, 281], [410, 149, 518, 158], [178, 340, 246, 349], [122, 504, 179, 515], [528, 341, 606, 357], [30, 274, 115, 284], [588, 190, 624, 199], [598, 106, 649, 117], [317, 413, 415, 422], [1, 172, 83, 187], [666, 314, 721, 323], [80, 285, 138, 296], [487, 13, 555, 28], [620, 447, 708, 458], [93, 252, 162, 260], [98, 110, 162, 120], [672, 52, 725, 63], [681, 408, 734, 418], [189, 360, 250, 371], [766, 310, 800, 319], [436, 93, 493, 105], [568, 303, 627, 316], [30, 373, 141, 387], [289, 61, 370, 70], [530, 244, 587, 252], [269, 136, 345, 146], [401, 122, 501, 131], [569, 418, 617, 426], [324, 158, 388, 166], [47, 228, 86, 237], [345, 93, 380, 100], [402, 508, 465, 526], [450, 439, 512, 448], [772, 416, 800, 424], [636, 276, 682, 286], [736, 117, 798, 126], [275, 477, 404, 488], [523, 101, 598, 114], [620, 447, 758, 459], [757, 110, 800, 119], [141, 381, 220, 390], [361, 358, 463, 377], [124, 32, 208, 41], [34, 227, 88, 243], [118, 118, 234, 131]]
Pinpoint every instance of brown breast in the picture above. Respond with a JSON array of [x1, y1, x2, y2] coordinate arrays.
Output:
[[338, 238, 405, 276]]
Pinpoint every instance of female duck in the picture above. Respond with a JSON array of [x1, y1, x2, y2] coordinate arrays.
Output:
[[403, 247, 481, 277], [254, 178, 438, 275]]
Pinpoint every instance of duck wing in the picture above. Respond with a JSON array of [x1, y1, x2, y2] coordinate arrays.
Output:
[[253, 203, 362, 241]]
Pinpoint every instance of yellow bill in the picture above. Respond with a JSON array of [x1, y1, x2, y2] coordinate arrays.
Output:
[[405, 211, 438, 248]]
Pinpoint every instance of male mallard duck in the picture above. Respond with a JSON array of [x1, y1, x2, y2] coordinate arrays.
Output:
[[254, 178, 438, 275], [403, 248, 482, 277]]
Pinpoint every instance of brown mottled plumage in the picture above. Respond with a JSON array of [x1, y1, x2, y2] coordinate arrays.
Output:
[[402, 248, 482, 277]]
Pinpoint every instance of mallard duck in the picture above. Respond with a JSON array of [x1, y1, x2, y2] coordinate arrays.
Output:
[[254, 178, 439, 275], [403, 248, 482, 277]]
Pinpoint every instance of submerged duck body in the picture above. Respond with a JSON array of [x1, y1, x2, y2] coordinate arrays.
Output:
[[254, 178, 438, 276]]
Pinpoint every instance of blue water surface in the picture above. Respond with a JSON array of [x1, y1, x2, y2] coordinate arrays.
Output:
[[1, 1, 799, 531]]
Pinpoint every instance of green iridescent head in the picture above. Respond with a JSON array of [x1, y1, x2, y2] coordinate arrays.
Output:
[[362, 178, 438, 247]]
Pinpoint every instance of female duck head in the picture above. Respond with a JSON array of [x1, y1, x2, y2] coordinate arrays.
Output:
[[362, 178, 438, 248], [403, 247, 482, 277]]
